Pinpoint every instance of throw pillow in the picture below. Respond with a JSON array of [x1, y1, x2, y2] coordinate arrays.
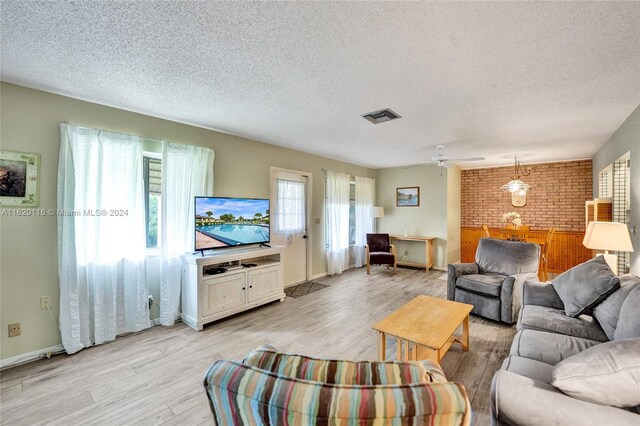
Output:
[[552, 338, 640, 407], [614, 284, 640, 340], [594, 274, 640, 340], [242, 345, 442, 385], [552, 256, 620, 317]]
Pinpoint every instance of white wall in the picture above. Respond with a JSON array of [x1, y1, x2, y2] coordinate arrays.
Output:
[[446, 165, 461, 264], [376, 164, 450, 269], [0, 83, 376, 361], [592, 104, 640, 275]]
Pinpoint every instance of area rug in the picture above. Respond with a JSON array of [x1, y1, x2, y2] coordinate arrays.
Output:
[[284, 281, 329, 298]]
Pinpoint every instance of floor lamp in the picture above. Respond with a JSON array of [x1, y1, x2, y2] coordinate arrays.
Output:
[[371, 207, 384, 233], [582, 221, 634, 275]]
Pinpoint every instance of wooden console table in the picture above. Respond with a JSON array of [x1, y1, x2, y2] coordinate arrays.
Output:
[[181, 246, 285, 330], [389, 235, 436, 271]]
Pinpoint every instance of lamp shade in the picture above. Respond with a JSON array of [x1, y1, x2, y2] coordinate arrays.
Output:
[[583, 222, 634, 252], [500, 179, 531, 193], [370, 206, 384, 218]]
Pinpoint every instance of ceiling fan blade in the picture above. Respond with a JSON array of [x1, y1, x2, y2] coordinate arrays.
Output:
[[449, 157, 485, 162]]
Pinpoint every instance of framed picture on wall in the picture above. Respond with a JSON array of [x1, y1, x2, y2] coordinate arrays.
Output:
[[396, 186, 420, 207], [0, 150, 40, 207]]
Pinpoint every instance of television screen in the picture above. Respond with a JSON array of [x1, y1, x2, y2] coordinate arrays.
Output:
[[195, 197, 270, 251]]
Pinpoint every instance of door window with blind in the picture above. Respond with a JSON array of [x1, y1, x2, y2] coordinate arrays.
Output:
[[275, 178, 305, 234]]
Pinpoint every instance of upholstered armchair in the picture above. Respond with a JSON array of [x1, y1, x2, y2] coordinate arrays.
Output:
[[366, 233, 397, 274], [448, 238, 540, 324]]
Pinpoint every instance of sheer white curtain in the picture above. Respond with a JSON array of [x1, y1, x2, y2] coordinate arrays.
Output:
[[275, 178, 305, 234], [159, 142, 214, 326], [58, 124, 149, 354], [354, 176, 375, 267], [326, 170, 351, 275]]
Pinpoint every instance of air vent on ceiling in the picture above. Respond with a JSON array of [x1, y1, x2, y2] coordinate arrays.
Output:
[[362, 108, 401, 124]]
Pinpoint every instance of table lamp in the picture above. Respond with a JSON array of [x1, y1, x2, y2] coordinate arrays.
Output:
[[370, 206, 384, 233], [582, 221, 634, 275]]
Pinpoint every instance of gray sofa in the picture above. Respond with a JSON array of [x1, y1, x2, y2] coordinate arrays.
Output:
[[448, 238, 540, 324], [491, 273, 640, 426]]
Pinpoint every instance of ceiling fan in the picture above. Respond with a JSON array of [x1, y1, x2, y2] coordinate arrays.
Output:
[[428, 144, 485, 168]]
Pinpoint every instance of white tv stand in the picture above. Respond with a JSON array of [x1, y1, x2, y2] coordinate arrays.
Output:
[[181, 245, 285, 331]]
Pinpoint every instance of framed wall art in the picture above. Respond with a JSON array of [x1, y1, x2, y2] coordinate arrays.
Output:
[[0, 150, 40, 207], [396, 186, 420, 207]]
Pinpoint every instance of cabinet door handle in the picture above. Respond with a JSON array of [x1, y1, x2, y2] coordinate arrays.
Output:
[[249, 285, 253, 289], [242, 287, 245, 290]]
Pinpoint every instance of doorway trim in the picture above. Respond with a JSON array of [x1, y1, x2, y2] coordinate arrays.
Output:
[[270, 166, 313, 284]]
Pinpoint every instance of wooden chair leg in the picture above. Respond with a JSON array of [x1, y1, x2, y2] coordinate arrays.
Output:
[[367, 262, 370, 275], [541, 255, 548, 281]]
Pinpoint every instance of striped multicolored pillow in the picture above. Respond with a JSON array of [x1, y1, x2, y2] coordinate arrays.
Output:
[[242, 345, 447, 385], [204, 360, 471, 425]]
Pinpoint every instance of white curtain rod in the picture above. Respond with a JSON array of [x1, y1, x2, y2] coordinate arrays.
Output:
[[61, 121, 163, 144]]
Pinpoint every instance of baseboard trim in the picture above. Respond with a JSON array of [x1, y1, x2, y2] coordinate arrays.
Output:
[[1, 344, 65, 370], [432, 266, 447, 271], [311, 272, 328, 280]]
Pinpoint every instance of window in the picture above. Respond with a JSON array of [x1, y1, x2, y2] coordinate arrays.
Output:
[[599, 165, 613, 198], [143, 156, 162, 248], [275, 178, 305, 233], [325, 180, 359, 247]]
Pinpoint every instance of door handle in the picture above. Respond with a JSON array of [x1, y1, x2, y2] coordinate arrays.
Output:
[[302, 235, 308, 239]]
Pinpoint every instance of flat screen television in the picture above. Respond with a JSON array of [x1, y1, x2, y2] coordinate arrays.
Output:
[[195, 196, 270, 251]]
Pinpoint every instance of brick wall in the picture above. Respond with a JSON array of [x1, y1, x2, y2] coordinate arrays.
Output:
[[461, 160, 592, 232]]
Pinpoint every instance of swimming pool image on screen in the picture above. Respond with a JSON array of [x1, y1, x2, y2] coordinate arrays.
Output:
[[195, 197, 270, 250]]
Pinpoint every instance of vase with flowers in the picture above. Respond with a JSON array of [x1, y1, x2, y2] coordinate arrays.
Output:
[[501, 211, 522, 228]]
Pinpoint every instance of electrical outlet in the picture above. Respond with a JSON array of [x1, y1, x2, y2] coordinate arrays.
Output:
[[40, 295, 52, 309], [8, 323, 21, 337]]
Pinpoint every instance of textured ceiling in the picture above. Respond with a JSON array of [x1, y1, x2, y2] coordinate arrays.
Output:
[[2, 1, 639, 169]]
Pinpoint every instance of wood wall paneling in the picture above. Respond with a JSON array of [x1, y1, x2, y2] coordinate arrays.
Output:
[[461, 227, 591, 273]]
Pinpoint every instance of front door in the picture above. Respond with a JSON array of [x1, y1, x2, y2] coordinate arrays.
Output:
[[270, 168, 310, 286]]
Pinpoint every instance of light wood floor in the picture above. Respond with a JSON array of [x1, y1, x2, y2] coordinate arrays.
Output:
[[0, 268, 516, 425]]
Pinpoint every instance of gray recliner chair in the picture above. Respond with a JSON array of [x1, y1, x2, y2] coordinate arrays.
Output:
[[448, 238, 540, 324]]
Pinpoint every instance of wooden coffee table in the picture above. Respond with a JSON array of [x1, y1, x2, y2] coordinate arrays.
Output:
[[372, 295, 473, 363]]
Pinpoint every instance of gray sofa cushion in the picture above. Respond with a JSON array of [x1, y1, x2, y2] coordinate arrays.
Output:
[[522, 280, 565, 310], [552, 338, 640, 408], [517, 305, 608, 342], [594, 274, 640, 340], [501, 355, 554, 384], [615, 285, 640, 340], [476, 238, 540, 276], [552, 256, 620, 317], [510, 329, 601, 365], [491, 370, 640, 426], [455, 273, 505, 297]]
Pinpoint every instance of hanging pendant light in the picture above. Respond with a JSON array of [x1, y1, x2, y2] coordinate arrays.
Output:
[[501, 156, 531, 193]]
